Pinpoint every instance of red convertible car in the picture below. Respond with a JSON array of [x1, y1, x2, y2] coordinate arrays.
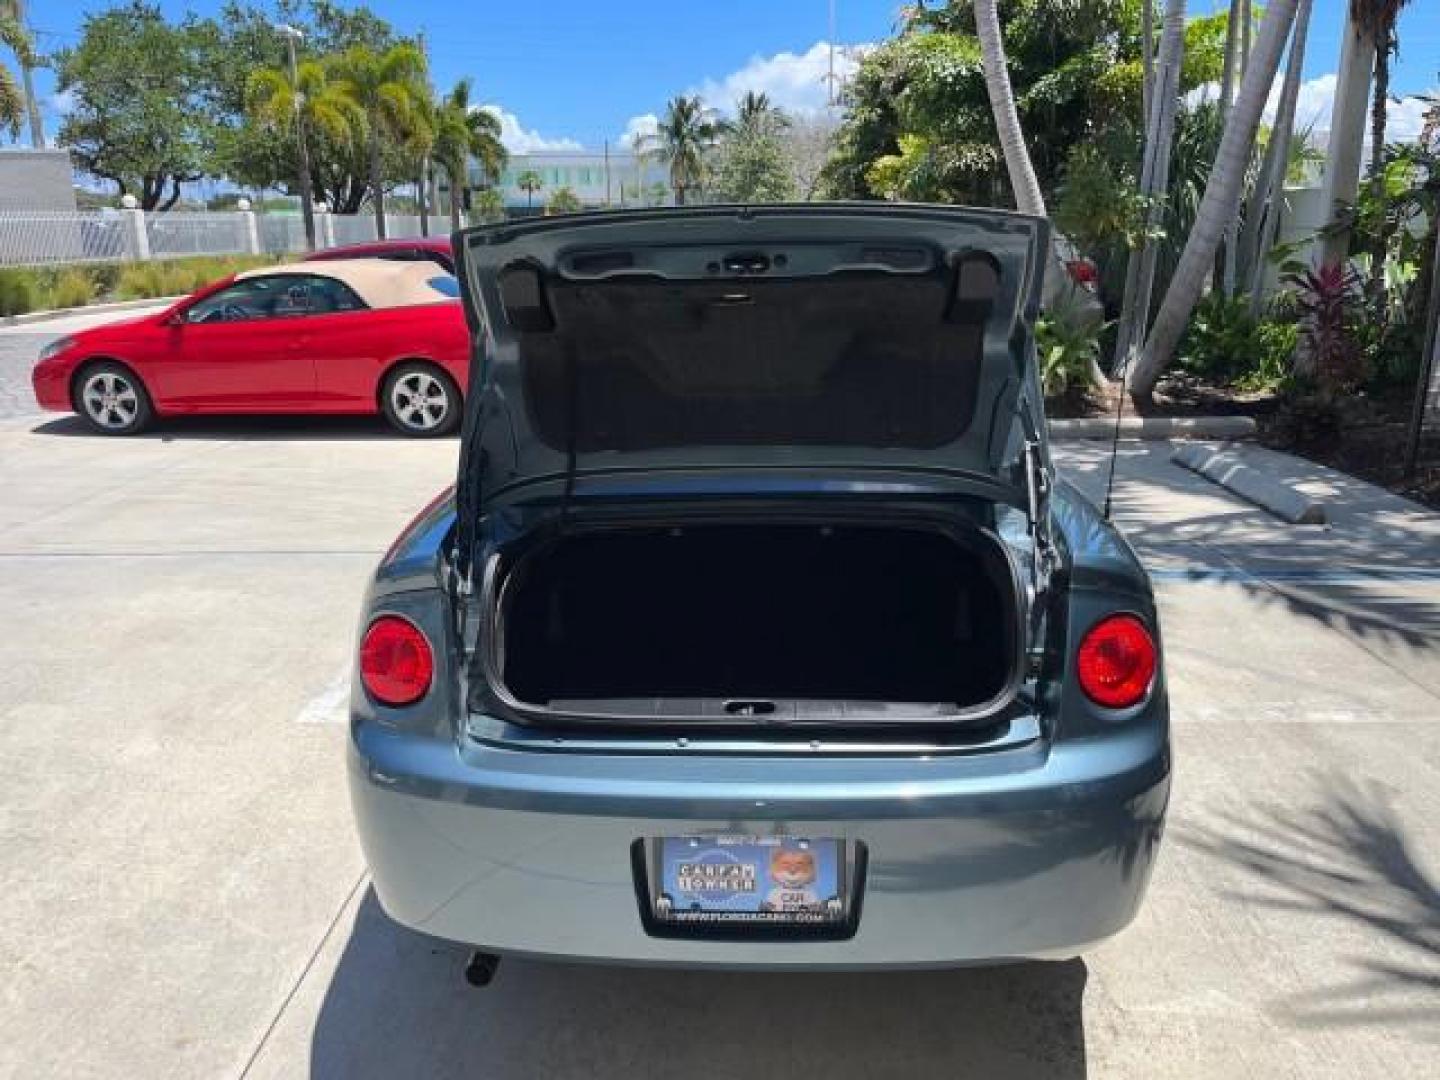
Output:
[[32, 259, 469, 437]]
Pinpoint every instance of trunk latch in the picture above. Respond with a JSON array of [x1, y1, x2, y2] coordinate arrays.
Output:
[[723, 699, 777, 717]]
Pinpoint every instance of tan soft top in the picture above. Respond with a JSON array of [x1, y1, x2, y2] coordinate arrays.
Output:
[[238, 258, 455, 309]]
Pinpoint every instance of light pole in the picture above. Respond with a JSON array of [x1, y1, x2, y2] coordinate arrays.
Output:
[[275, 23, 317, 252]]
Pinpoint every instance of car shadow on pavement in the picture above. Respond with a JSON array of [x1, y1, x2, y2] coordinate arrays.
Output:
[[1177, 775, 1440, 1030], [30, 414, 427, 442], [305, 890, 1088, 1080]]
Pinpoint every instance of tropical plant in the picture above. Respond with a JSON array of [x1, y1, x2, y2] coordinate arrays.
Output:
[[712, 120, 794, 204], [0, 2, 35, 141], [545, 186, 582, 214], [472, 186, 506, 222], [1285, 262, 1365, 392], [1035, 303, 1106, 397], [331, 41, 430, 237], [1355, 0, 1414, 308], [734, 90, 789, 137], [0, 0, 41, 145], [1128, 0, 1300, 399], [822, 1, 1228, 207], [516, 169, 543, 209], [432, 78, 505, 230], [652, 95, 722, 205], [1177, 292, 1297, 389], [247, 54, 362, 243]]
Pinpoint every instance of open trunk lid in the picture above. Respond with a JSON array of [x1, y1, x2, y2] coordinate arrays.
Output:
[[454, 204, 1052, 528]]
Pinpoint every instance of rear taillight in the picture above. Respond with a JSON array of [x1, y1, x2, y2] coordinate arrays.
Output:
[[1065, 258, 1099, 287], [1077, 614, 1156, 709], [359, 615, 434, 706]]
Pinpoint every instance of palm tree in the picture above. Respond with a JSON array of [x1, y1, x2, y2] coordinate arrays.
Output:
[[432, 79, 506, 231], [473, 186, 506, 223], [546, 186, 582, 215], [1112, 0, 1188, 381], [0, 1, 41, 146], [516, 169, 543, 209], [653, 95, 722, 205], [331, 42, 430, 239], [735, 91, 789, 137], [0, 4, 35, 142], [248, 59, 363, 248], [972, 0, 1044, 217], [1356, 0, 1413, 308], [1245, 0, 1316, 313], [1128, 0, 1301, 399]]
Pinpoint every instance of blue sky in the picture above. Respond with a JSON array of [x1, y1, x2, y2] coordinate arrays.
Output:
[[22, 0, 1440, 149]]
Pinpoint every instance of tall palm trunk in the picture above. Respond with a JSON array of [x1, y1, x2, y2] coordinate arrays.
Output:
[[1246, 0, 1315, 314], [1128, 0, 1301, 399], [1141, 0, 1155, 130], [1317, 7, 1376, 268], [973, 0, 1044, 217], [369, 131, 387, 239], [418, 160, 430, 237], [448, 162, 463, 232], [1112, 0, 1187, 380], [1365, 12, 1400, 312]]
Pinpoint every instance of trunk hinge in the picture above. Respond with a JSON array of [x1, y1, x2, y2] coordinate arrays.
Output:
[[1022, 433, 1058, 680]]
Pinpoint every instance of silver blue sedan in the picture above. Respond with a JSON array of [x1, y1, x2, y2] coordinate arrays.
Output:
[[347, 205, 1169, 975]]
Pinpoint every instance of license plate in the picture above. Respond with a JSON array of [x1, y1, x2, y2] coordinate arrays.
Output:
[[652, 836, 847, 927]]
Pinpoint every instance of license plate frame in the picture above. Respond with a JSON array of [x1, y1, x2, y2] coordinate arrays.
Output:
[[635, 836, 866, 940]]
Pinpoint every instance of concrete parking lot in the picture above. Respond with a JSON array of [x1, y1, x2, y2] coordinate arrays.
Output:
[[0, 316, 1437, 1078]]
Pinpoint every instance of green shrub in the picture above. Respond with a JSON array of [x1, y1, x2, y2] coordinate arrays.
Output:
[[115, 261, 170, 300], [0, 269, 39, 316], [1036, 302, 1105, 398], [45, 268, 98, 310], [1178, 292, 1298, 391]]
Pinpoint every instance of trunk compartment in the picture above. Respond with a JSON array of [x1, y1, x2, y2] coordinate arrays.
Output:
[[486, 518, 1023, 726]]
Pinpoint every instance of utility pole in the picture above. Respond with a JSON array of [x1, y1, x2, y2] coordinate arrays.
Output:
[[275, 24, 317, 251], [1404, 219, 1440, 477], [825, 0, 838, 106]]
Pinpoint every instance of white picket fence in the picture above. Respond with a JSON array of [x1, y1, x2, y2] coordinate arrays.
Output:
[[0, 207, 443, 268]]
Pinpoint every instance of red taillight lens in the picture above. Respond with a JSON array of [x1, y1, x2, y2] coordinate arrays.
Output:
[[1077, 614, 1156, 709], [1066, 258, 1099, 286], [359, 615, 434, 706]]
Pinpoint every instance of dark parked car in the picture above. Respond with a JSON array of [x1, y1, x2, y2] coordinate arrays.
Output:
[[348, 205, 1170, 977]]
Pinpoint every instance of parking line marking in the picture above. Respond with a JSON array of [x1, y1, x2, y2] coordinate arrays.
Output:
[[295, 666, 351, 725]]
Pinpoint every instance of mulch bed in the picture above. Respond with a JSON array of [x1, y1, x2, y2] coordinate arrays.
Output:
[[1047, 377, 1440, 511]]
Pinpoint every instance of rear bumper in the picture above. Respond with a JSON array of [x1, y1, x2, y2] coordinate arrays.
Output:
[[349, 717, 1169, 969]]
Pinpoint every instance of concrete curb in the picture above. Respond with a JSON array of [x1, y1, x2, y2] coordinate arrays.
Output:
[[0, 296, 181, 329], [1049, 415, 1257, 440], [1171, 443, 1328, 525]]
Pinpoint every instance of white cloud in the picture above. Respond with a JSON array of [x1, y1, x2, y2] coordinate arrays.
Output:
[[691, 41, 860, 117], [617, 112, 658, 150], [478, 105, 583, 153], [48, 89, 77, 116], [1188, 71, 1431, 148]]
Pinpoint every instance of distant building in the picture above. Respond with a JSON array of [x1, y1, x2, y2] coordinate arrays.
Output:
[[0, 149, 78, 212], [471, 149, 674, 214]]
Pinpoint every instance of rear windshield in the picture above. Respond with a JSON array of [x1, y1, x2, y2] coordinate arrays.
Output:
[[517, 269, 984, 453]]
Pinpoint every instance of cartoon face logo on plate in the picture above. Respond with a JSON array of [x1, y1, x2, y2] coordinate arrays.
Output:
[[763, 847, 821, 912]]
